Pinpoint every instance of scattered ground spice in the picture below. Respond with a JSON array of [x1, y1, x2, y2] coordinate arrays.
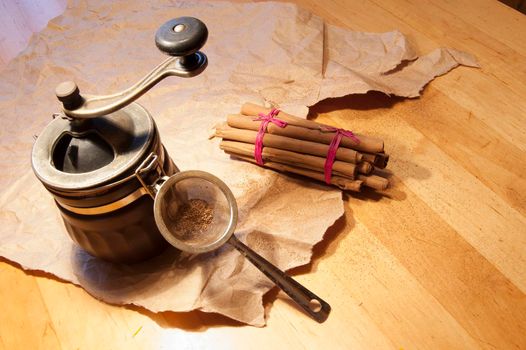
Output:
[[170, 199, 213, 244]]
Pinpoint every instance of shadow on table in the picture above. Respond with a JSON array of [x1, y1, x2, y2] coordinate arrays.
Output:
[[0, 256, 72, 283], [308, 91, 405, 117], [69, 245, 250, 330], [129, 304, 246, 330]]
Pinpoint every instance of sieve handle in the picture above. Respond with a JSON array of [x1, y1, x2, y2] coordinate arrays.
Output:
[[228, 235, 331, 323]]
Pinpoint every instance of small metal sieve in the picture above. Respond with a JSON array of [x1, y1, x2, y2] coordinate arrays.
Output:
[[151, 170, 331, 322]]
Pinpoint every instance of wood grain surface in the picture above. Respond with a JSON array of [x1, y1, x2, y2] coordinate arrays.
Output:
[[1, 0, 525, 349]]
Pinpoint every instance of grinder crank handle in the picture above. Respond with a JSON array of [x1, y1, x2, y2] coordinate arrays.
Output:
[[56, 17, 208, 119], [228, 235, 331, 323]]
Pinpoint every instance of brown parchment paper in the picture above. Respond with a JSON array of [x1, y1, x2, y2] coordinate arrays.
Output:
[[0, 0, 478, 326]]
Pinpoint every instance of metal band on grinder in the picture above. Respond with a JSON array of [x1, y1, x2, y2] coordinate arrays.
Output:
[[55, 187, 149, 215]]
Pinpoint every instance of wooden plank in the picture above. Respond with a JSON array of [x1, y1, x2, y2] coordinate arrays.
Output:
[[0, 262, 62, 349], [436, 0, 526, 56]]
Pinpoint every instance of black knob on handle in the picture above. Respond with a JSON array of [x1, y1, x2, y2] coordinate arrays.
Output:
[[155, 17, 208, 57]]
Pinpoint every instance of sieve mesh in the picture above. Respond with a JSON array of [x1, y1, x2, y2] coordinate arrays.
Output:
[[154, 172, 236, 253]]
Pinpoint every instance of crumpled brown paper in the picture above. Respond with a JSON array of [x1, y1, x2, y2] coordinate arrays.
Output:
[[0, 0, 477, 326]]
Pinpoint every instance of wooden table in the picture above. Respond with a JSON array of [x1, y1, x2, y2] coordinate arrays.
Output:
[[1, 0, 525, 349]]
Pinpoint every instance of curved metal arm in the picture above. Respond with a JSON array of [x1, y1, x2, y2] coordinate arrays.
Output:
[[58, 51, 207, 119]]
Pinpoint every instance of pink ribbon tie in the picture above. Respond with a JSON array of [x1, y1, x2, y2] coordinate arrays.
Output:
[[253, 108, 288, 165], [321, 126, 360, 184]]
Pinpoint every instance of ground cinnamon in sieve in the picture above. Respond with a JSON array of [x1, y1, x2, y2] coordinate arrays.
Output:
[[170, 199, 213, 243]]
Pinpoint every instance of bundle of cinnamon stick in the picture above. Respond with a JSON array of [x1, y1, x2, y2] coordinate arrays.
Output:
[[215, 103, 390, 192]]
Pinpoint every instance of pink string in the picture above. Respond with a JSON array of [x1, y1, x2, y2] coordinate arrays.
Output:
[[321, 126, 360, 184], [253, 109, 288, 165]]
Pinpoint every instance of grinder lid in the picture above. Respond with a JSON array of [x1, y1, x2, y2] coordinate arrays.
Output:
[[32, 102, 155, 191]]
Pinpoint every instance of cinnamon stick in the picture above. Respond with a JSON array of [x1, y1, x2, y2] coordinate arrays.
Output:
[[357, 174, 389, 190], [228, 153, 364, 192], [361, 153, 375, 163], [357, 161, 374, 175], [361, 152, 389, 169], [240, 103, 384, 153], [227, 114, 384, 153], [215, 125, 363, 164], [241, 102, 324, 130], [219, 140, 357, 179]]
